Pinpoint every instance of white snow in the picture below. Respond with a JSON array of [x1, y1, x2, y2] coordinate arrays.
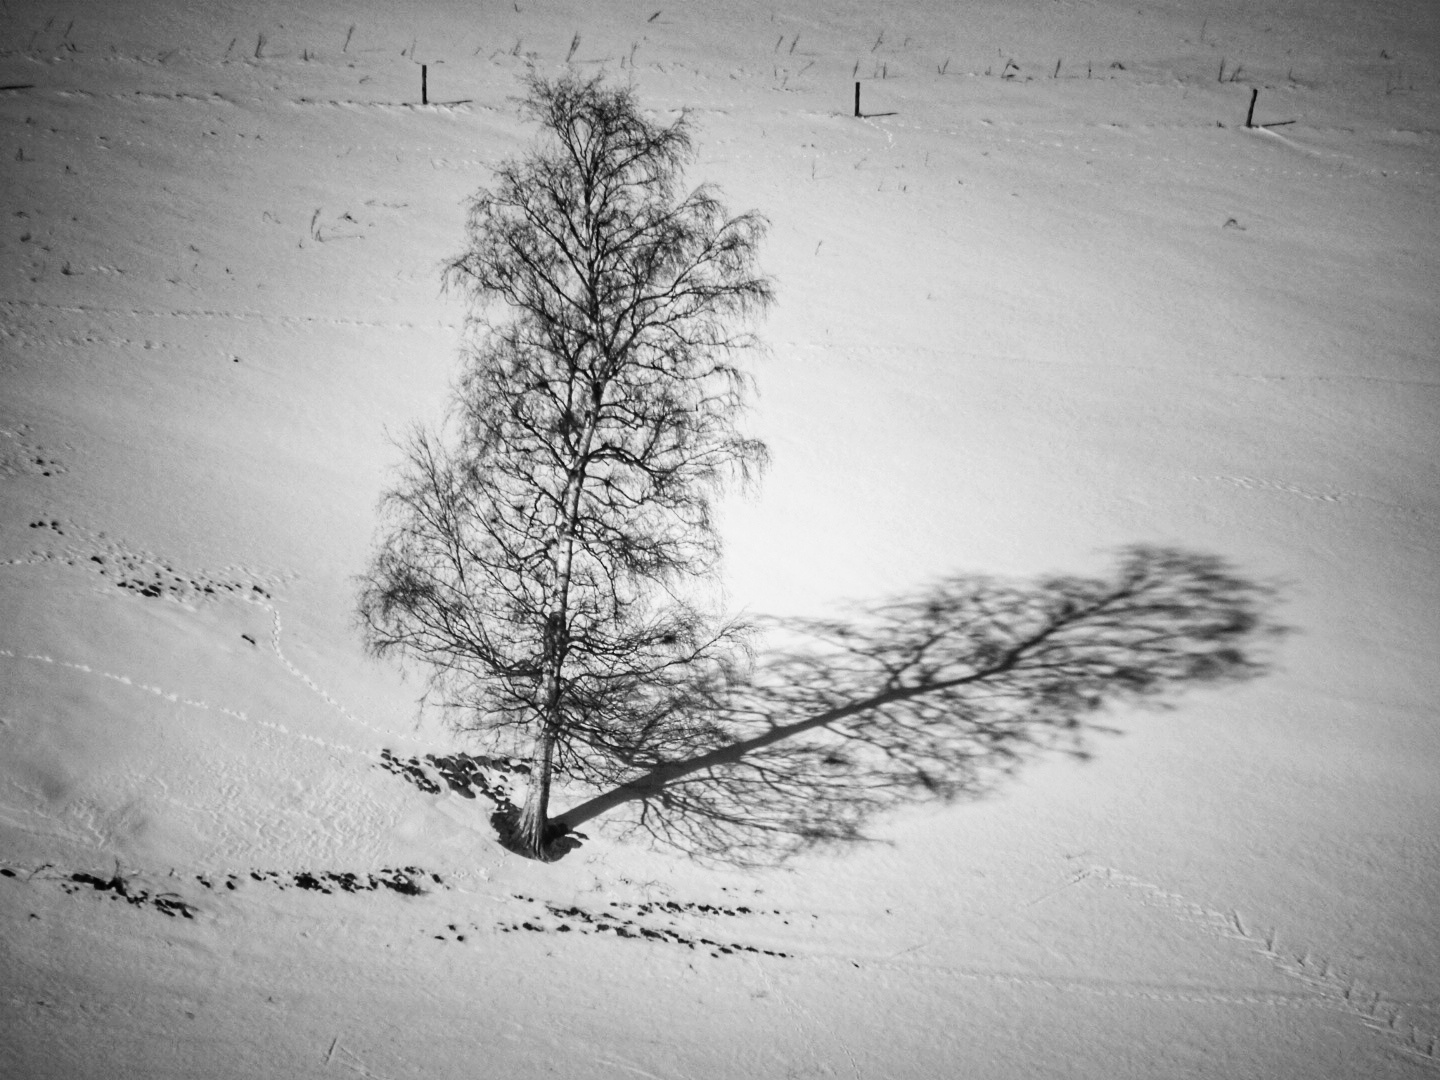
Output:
[[2, 0, 1437, 1076]]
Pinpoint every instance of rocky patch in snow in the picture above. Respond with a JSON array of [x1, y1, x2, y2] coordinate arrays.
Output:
[[18, 866, 201, 919], [379, 747, 524, 813], [488, 892, 794, 959]]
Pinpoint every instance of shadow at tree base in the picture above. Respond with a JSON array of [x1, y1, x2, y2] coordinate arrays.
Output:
[[381, 546, 1285, 867], [378, 749, 589, 859], [489, 806, 587, 861]]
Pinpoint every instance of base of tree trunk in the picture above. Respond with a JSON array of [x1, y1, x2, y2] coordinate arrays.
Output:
[[490, 807, 583, 861]]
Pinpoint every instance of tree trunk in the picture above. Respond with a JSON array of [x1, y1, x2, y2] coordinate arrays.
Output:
[[515, 721, 557, 858], [512, 607, 569, 859], [508, 400, 600, 859]]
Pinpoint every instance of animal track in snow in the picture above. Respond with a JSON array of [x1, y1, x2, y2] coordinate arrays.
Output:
[[0, 297, 456, 333], [1193, 474, 1353, 503], [2, 519, 402, 750], [4, 515, 417, 743], [66, 533, 385, 743], [780, 340, 1438, 389], [253, 597, 414, 748], [0, 646, 217, 711], [860, 116, 896, 151], [1, 322, 184, 352], [0, 646, 359, 756], [893, 117, 1440, 182], [2, 523, 433, 870], [1084, 866, 1440, 1065], [2, 524, 417, 864], [292, 98, 481, 114]]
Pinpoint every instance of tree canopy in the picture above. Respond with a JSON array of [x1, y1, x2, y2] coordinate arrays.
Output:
[[358, 73, 772, 858]]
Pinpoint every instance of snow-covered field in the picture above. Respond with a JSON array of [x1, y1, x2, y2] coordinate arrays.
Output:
[[2, 0, 1437, 1076]]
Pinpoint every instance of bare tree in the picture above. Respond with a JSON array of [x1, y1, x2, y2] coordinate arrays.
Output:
[[357, 73, 771, 859]]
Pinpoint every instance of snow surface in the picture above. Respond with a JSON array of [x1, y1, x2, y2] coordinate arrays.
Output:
[[2, 0, 1437, 1076]]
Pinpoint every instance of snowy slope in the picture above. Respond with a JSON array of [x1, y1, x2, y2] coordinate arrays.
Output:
[[2, 0, 1438, 1077]]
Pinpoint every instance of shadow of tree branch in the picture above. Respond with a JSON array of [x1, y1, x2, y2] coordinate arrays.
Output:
[[550, 546, 1286, 865]]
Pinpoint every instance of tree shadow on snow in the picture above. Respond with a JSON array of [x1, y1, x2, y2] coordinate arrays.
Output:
[[549, 546, 1285, 866]]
